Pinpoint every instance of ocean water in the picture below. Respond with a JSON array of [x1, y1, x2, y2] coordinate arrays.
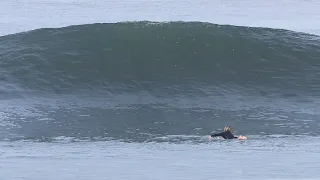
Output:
[[1, 137, 320, 180], [1, 0, 320, 179]]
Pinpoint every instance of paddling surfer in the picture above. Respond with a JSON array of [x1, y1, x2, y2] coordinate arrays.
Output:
[[210, 126, 247, 140]]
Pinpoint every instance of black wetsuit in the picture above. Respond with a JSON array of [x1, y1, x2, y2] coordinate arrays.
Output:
[[210, 131, 238, 139]]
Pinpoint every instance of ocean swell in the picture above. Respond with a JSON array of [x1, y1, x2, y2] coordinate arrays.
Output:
[[0, 21, 320, 97]]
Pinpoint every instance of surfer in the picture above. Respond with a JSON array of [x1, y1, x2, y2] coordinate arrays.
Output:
[[209, 125, 247, 140]]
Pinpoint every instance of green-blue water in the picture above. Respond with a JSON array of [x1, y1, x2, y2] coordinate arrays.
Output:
[[1, 1, 320, 179]]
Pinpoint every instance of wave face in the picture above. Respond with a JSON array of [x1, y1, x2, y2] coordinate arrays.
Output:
[[1, 21, 320, 96], [1, 21, 320, 142]]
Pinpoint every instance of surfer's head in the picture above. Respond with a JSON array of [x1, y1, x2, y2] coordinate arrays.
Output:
[[224, 126, 232, 132]]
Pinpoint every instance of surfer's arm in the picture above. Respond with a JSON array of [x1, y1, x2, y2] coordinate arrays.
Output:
[[210, 132, 223, 137]]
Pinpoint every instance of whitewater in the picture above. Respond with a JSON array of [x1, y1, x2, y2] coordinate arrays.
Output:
[[1, 0, 320, 180]]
